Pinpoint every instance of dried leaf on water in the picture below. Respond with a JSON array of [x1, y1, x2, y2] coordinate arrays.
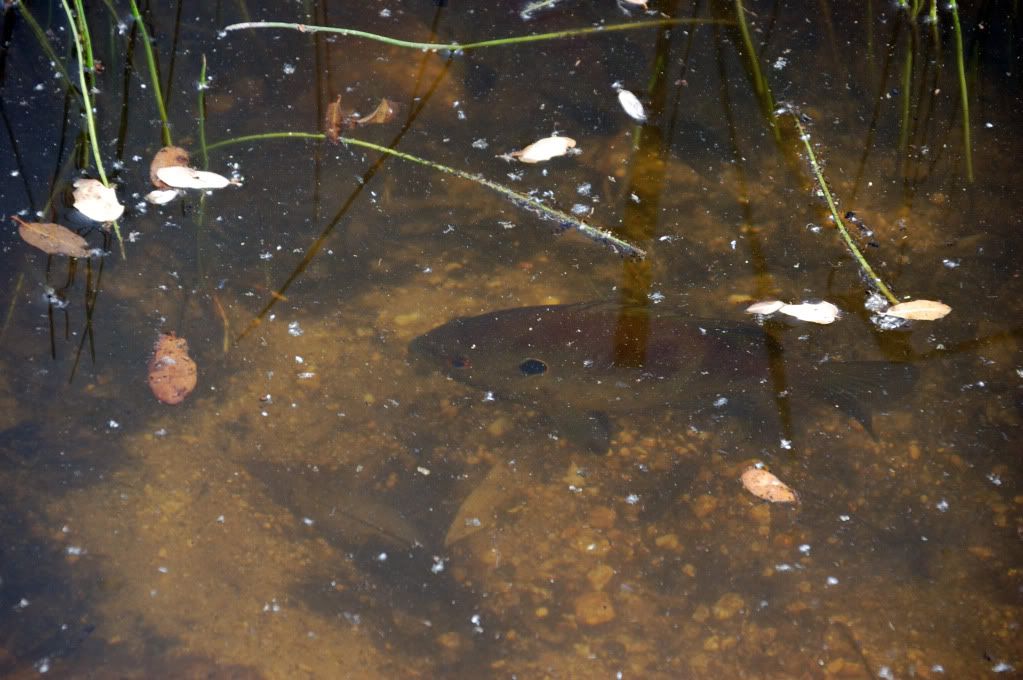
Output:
[[148, 332, 198, 405], [72, 178, 124, 222], [149, 146, 191, 188], [156, 166, 236, 190], [11, 215, 93, 257], [740, 467, 798, 504], [504, 136, 578, 164], [883, 299, 952, 321], [353, 98, 397, 127], [616, 88, 647, 122], [324, 94, 344, 143]]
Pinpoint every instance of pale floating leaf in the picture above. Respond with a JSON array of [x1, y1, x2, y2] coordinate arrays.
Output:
[[506, 136, 578, 164], [12, 216, 92, 257], [617, 89, 647, 122], [149, 146, 191, 188], [883, 299, 951, 321], [156, 165, 234, 190], [620, 0, 649, 7], [72, 178, 124, 222], [741, 467, 798, 504], [354, 98, 397, 126], [148, 332, 198, 405], [145, 189, 181, 205], [746, 300, 786, 315], [778, 301, 841, 324]]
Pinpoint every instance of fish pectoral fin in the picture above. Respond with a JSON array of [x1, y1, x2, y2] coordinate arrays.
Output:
[[550, 410, 613, 455]]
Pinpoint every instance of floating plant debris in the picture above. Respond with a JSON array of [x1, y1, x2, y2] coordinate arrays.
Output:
[[741, 467, 798, 504], [72, 178, 124, 223], [155, 165, 236, 190], [883, 299, 952, 321], [746, 300, 841, 325], [11, 216, 94, 257], [503, 135, 578, 163], [147, 332, 199, 405], [149, 146, 191, 189]]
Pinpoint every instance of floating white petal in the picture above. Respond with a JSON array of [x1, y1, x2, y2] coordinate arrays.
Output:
[[145, 189, 181, 205], [72, 178, 125, 222], [746, 300, 786, 315], [617, 89, 647, 122], [883, 299, 951, 321], [778, 301, 841, 325], [156, 166, 233, 190], [507, 136, 577, 163]]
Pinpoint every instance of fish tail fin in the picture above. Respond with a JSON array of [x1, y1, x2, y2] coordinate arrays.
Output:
[[811, 361, 919, 438]]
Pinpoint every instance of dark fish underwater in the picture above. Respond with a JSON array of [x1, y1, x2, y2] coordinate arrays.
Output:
[[409, 301, 917, 453]]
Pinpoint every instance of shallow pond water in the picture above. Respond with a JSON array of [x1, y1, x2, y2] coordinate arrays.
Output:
[[0, 1, 1021, 677]]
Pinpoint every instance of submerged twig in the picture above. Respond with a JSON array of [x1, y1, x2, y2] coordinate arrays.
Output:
[[223, 17, 729, 52], [207, 131, 646, 258], [775, 105, 898, 305]]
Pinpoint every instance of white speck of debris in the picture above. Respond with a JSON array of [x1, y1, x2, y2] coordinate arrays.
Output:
[[35, 658, 50, 673], [483, 391, 495, 402], [154, 428, 167, 436], [157, 566, 169, 574], [798, 544, 811, 555], [993, 662, 1015, 673], [774, 563, 795, 572], [571, 203, 590, 216], [431, 556, 447, 574], [825, 576, 839, 586], [417, 466, 431, 476], [878, 667, 895, 680], [259, 252, 273, 260], [295, 356, 304, 364], [15, 598, 29, 610], [216, 515, 225, 524], [568, 484, 582, 493], [282, 63, 296, 75], [66, 546, 85, 556], [263, 599, 281, 613], [625, 493, 640, 505], [985, 122, 994, 129], [288, 321, 303, 336], [297, 372, 316, 380], [379, 8, 391, 17], [577, 182, 592, 196], [935, 499, 949, 512], [465, 517, 482, 528], [376, 552, 388, 562], [931, 664, 945, 673], [713, 396, 728, 408], [942, 258, 961, 269], [471, 138, 488, 150], [780, 438, 793, 450], [302, 517, 315, 526], [839, 514, 851, 522], [108, 420, 120, 429], [987, 472, 1003, 486], [648, 291, 665, 303], [470, 613, 483, 633], [773, 56, 788, 70], [10, 169, 20, 177]]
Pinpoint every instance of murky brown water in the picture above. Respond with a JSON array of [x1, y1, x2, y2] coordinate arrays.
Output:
[[1, 1, 1020, 677]]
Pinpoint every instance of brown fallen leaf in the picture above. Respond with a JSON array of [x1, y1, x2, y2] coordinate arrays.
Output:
[[148, 332, 198, 405], [883, 299, 952, 321], [325, 94, 344, 144], [504, 136, 578, 163], [740, 466, 798, 504], [150, 146, 191, 189], [11, 215, 93, 257], [354, 98, 397, 127]]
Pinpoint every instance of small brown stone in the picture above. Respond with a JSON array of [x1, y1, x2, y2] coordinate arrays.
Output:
[[586, 564, 615, 591], [711, 592, 744, 620], [574, 591, 615, 626]]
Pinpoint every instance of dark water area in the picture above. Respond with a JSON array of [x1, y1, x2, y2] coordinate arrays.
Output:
[[0, 1, 1020, 677]]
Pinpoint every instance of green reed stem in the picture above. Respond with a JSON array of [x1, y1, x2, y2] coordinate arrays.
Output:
[[223, 17, 728, 51], [198, 55, 209, 169], [779, 107, 898, 304], [206, 131, 647, 258], [128, 0, 172, 146], [948, 0, 973, 182], [734, 0, 769, 104], [60, 0, 124, 256]]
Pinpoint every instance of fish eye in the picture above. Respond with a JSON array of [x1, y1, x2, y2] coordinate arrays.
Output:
[[449, 355, 471, 369], [518, 358, 547, 376]]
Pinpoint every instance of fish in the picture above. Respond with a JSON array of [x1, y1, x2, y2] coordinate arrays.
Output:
[[408, 301, 917, 453]]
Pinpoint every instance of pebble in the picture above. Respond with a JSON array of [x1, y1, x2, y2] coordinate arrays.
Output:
[[575, 591, 616, 626]]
